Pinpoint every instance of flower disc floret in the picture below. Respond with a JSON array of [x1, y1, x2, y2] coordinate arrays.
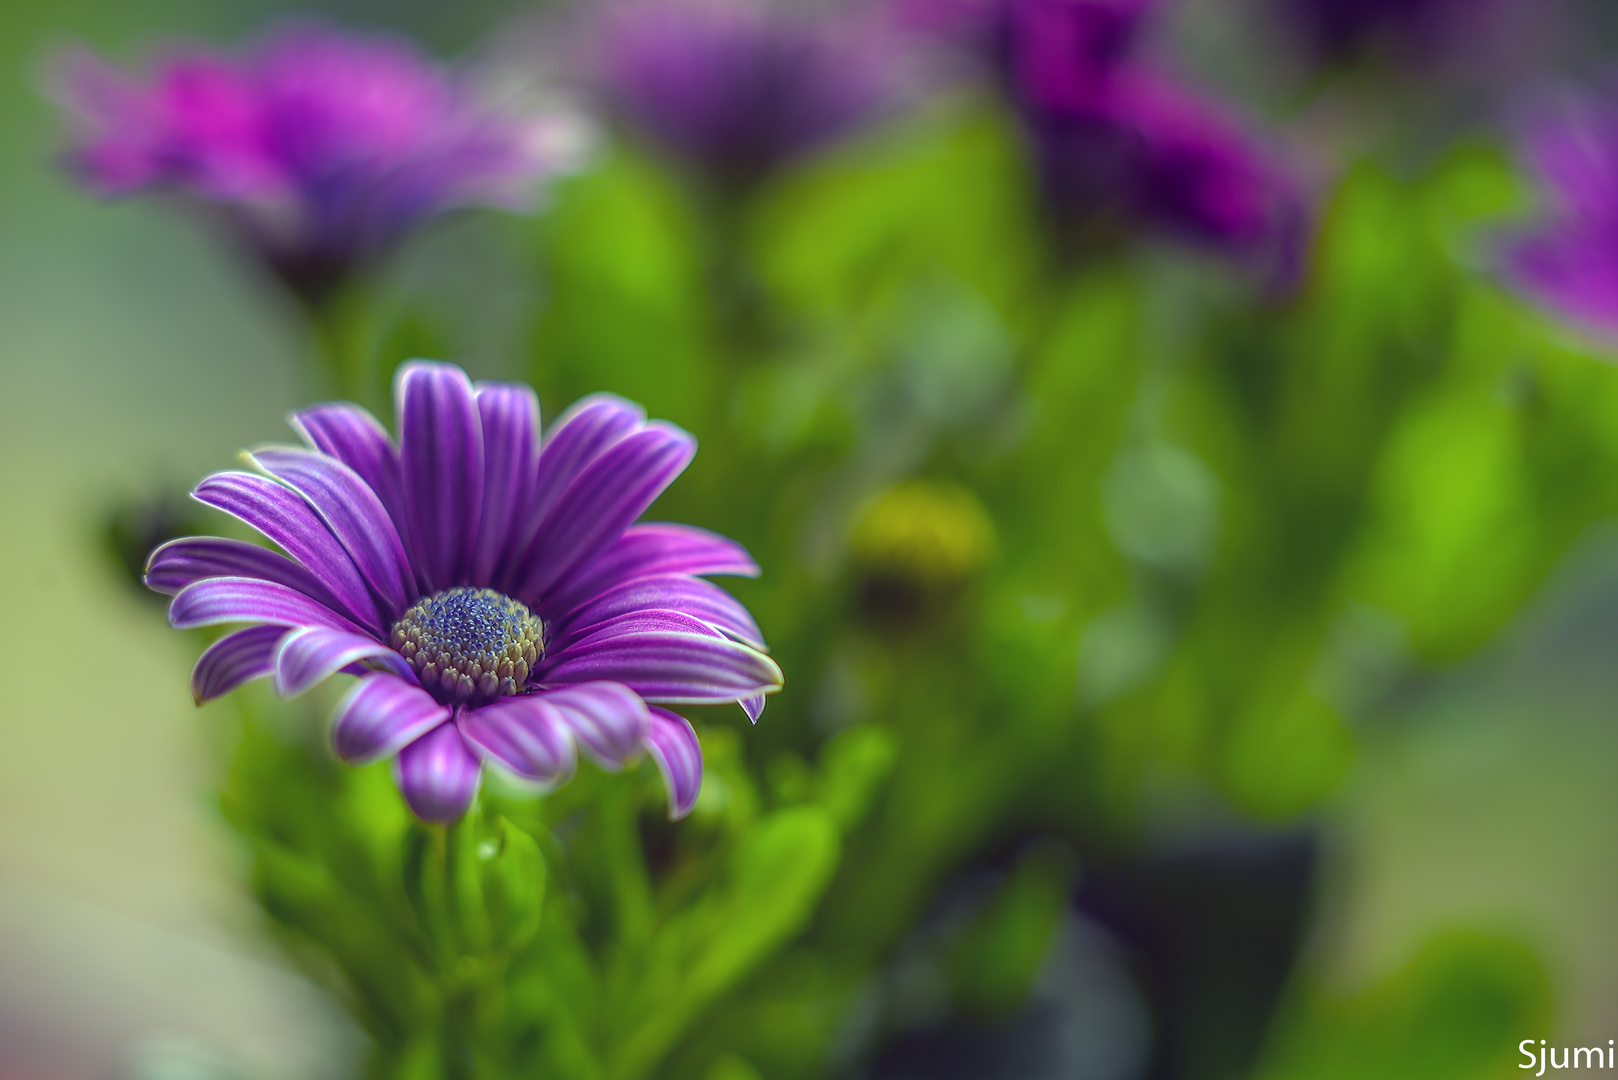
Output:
[[391, 587, 544, 705]]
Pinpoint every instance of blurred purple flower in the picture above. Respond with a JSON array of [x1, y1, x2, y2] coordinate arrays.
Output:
[[148, 360, 780, 822], [53, 23, 587, 306], [1281, 0, 1486, 63], [1503, 87, 1618, 337], [588, 0, 894, 186], [908, 0, 1305, 278], [1032, 70, 1306, 280]]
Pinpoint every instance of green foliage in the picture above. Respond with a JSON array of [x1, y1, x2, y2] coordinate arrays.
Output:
[[946, 842, 1077, 1019], [1253, 932, 1551, 1080], [221, 696, 841, 1080], [189, 88, 1618, 1080]]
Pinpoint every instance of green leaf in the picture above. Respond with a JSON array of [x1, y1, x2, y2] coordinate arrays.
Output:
[[1253, 932, 1550, 1080], [481, 817, 547, 955], [815, 725, 898, 832], [947, 841, 1076, 1017], [1222, 667, 1355, 821], [610, 806, 842, 1080]]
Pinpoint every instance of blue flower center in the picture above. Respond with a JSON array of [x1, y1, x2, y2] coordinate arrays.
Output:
[[390, 587, 544, 706]]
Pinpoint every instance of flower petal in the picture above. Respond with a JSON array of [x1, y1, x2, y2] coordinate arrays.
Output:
[[393, 720, 482, 823], [741, 694, 766, 724], [533, 682, 650, 767], [472, 381, 541, 585], [193, 470, 382, 632], [526, 393, 645, 536], [514, 423, 696, 604], [274, 626, 408, 698], [457, 696, 577, 782], [1503, 227, 1618, 335], [250, 448, 416, 619], [331, 673, 451, 764], [540, 611, 782, 704], [289, 403, 402, 506], [644, 707, 703, 819], [290, 402, 419, 587], [397, 361, 484, 591], [169, 576, 369, 634], [542, 523, 759, 616], [190, 624, 290, 704], [551, 573, 765, 650], [145, 536, 341, 611]]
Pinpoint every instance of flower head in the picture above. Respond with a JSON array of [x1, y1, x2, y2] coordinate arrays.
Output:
[[148, 361, 781, 822], [909, 0, 1304, 278], [587, 0, 894, 186], [53, 23, 586, 306], [1501, 86, 1618, 338], [1032, 70, 1306, 279], [850, 479, 995, 625]]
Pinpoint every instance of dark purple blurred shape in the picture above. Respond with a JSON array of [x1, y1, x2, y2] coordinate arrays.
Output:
[[53, 22, 576, 306], [1282, 0, 1491, 62], [589, 0, 894, 187]]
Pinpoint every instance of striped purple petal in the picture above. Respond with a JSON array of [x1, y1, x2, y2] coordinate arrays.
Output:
[[397, 361, 484, 591], [457, 696, 577, 783], [542, 523, 759, 615], [290, 402, 420, 588], [393, 720, 482, 824], [532, 682, 651, 767], [331, 673, 451, 764], [644, 707, 703, 819], [289, 403, 402, 504], [513, 423, 696, 604], [169, 576, 369, 634], [274, 626, 407, 697], [190, 624, 290, 704], [471, 382, 541, 586], [250, 448, 416, 619], [540, 611, 783, 704], [551, 573, 765, 650], [741, 694, 766, 724], [145, 536, 342, 616], [525, 394, 645, 535], [193, 471, 382, 632]]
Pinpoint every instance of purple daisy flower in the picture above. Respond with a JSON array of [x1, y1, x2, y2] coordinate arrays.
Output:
[[1031, 69, 1307, 280], [147, 360, 781, 822], [1500, 85, 1618, 338], [906, 0, 1304, 279], [586, 0, 894, 186], [52, 22, 587, 306]]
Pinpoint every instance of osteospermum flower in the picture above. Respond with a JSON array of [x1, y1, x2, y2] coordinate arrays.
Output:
[[907, 0, 1304, 279], [587, 0, 894, 186], [1502, 86, 1618, 337], [1030, 70, 1306, 280], [147, 361, 781, 822], [53, 22, 588, 306]]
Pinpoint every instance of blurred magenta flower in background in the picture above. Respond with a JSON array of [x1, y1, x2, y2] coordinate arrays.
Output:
[[1503, 84, 1618, 337], [586, 0, 898, 187], [912, 0, 1305, 278], [52, 22, 588, 306], [1281, 0, 1495, 63], [147, 360, 781, 822]]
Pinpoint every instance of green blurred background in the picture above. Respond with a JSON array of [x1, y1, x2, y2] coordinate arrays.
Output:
[[8, 2, 1618, 1079]]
